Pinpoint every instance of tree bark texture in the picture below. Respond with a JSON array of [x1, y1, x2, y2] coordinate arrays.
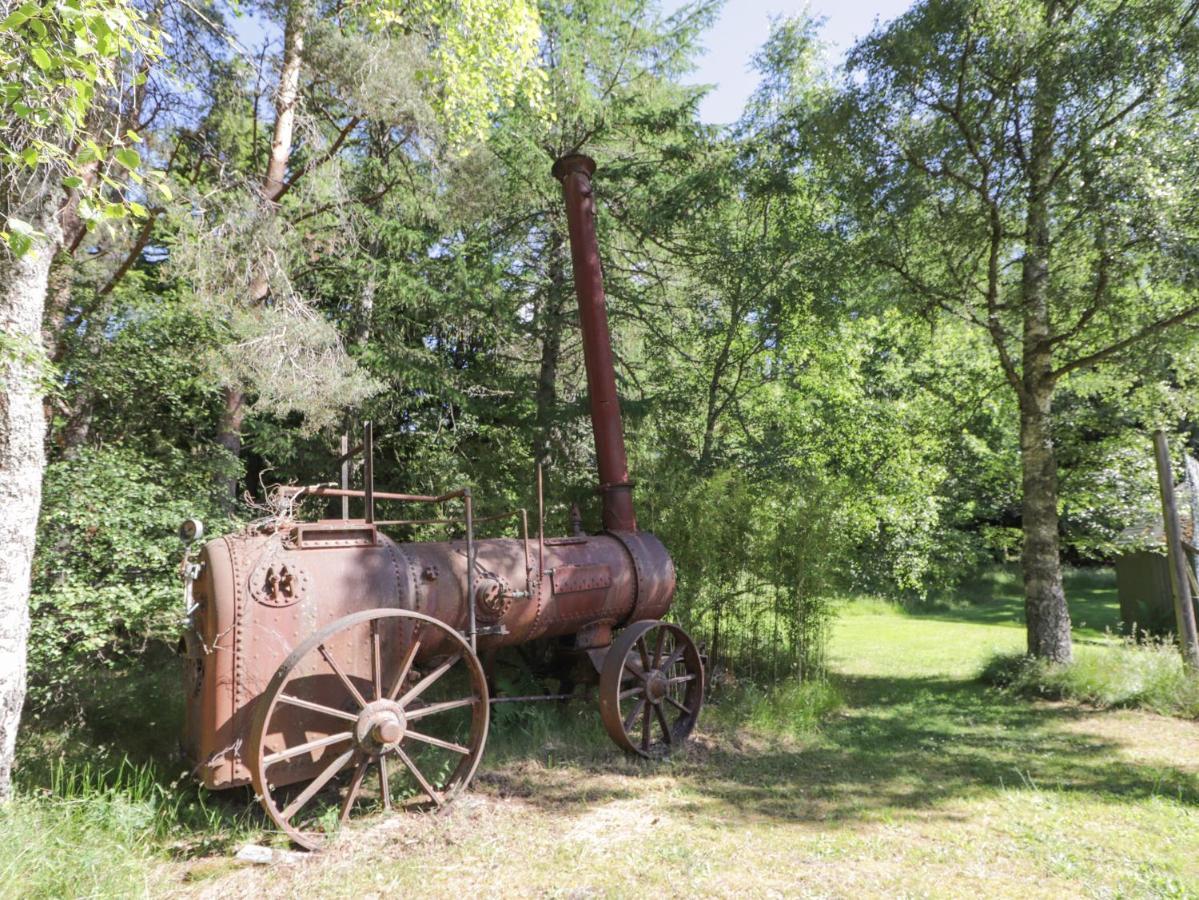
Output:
[[0, 208, 62, 800], [1019, 14, 1072, 664], [1019, 384, 1072, 662]]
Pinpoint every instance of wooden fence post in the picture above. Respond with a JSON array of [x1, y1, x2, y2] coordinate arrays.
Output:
[[1152, 431, 1199, 669]]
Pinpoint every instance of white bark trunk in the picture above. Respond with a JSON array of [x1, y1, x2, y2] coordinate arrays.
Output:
[[217, 0, 307, 506], [0, 209, 61, 801]]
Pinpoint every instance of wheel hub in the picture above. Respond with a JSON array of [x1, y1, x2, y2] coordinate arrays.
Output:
[[355, 699, 407, 751], [645, 670, 669, 704]]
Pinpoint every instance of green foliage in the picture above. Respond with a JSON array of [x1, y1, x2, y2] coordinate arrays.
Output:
[[982, 644, 1199, 719], [0, 0, 164, 251], [29, 446, 234, 702]]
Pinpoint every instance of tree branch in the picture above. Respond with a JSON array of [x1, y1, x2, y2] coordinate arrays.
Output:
[[1053, 302, 1199, 379], [272, 115, 361, 203]]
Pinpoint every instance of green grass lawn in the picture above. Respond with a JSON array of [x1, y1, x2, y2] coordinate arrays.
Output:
[[4, 567, 1198, 898]]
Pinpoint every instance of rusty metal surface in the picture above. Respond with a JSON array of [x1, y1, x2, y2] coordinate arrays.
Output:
[[607, 530, 676, 624], [183, 524, 416, 788], [553, 154, 636, 533]]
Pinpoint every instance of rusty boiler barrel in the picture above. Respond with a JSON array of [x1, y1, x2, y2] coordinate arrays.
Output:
[[180, 519, 674, 789]]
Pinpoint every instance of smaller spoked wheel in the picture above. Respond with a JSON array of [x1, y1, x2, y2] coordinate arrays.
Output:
[[249, 609, 489, 850], [599, 620, 703, 759]]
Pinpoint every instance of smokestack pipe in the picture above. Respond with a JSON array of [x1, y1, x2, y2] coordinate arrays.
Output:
[[553, 154, 636, 533]]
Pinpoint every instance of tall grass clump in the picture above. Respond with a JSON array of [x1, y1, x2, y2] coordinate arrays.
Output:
[[706, 678, 843, 739], [981, 640, 1199, 718], [0, 753, 261, 899], [0, 759, 168, 899]]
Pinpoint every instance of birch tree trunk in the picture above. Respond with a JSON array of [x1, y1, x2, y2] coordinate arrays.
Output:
[[0, 204, 63, 800], [215, 0, 307, 505]]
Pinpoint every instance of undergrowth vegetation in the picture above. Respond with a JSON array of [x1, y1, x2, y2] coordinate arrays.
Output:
[[982, 642, 1199, 719]]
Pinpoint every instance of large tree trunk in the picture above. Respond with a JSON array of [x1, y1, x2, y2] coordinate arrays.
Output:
[[214, 0, 307, 507], [1019, 12, 1072, 663], [1019, 380, 1071, 662], [0, 208, 63, 800]]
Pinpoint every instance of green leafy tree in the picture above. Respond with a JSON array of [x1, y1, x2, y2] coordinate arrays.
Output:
[[830, 0, 1199, 661]]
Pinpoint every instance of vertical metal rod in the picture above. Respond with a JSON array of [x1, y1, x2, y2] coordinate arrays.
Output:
[[464, 489, 477, 653], [536, 463, 545, 577], [364, 420, 374, 525], [520, 508, 532, 591], [339, 432, 350, 520], [1153, 430, 1199, 668]]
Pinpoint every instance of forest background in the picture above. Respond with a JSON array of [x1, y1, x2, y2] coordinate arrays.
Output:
[[3, 0, 1199, 801]]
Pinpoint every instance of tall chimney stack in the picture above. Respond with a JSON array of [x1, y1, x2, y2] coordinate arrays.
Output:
[[552, 154, 636, 533]]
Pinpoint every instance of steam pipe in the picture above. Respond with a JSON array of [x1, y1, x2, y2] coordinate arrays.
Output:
[[552, 154, 637, 533]]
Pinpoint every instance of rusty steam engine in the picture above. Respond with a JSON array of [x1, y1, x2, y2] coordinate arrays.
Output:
[[179, 156, 704, 849]]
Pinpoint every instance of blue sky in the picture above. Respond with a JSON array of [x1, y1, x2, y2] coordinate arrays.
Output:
[[662, 0, 915, 123]]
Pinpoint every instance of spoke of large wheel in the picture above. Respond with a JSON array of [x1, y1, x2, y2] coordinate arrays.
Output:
[[665, 695, 692, 716], [654, 703, 673, 745], [652, 628, 666, 668], [264, 731, 353, 766], [618, 685, 644, 701], [395, 745, 443, 808], [636, 637, 653, 676], [404, 697, 477, 721], [379, 754, 392, 811], [641, 697, 651, 752], [660, 644, 686, 674], [319, 644, 368, 709], [398, 653, 462, 708], [371, 619, 383, 701], [667, 674, 696, 685], [624, 657, 647, 682], [404, 729, 470, 755], [386, 639, 422, 702], [277, 694, 359, 723], [280, 747, 355, 821], [623, 697, 646, 733], [339, 757, 370, 823]]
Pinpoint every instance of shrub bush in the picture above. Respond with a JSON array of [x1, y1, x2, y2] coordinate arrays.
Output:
[[29, 445, 235, 705]]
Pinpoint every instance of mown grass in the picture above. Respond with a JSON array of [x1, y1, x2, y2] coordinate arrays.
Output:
[[196, 569, 1198, 898], [915, 563, 1199, 719]]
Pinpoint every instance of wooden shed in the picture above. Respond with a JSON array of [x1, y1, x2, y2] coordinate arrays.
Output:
[[1113, 480, 1195, 638]]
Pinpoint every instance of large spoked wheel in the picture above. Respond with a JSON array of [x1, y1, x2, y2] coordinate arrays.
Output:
[[599, 620, 703, 759], [249, 608, 489, 850]]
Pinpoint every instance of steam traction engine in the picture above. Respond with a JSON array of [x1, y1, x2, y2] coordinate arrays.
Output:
[[179, 156, 704, 849]]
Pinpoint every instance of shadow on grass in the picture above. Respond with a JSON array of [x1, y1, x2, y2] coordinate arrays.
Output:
[[17, 583, 1190, 852], [473, 672, 1198, 828]]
